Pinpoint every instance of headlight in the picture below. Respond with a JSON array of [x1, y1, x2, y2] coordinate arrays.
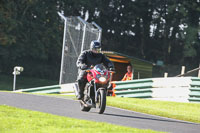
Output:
[[99, 77, 106, 82]]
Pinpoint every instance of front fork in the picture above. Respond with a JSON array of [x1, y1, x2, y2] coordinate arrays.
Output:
[[90, 80, 106, 104], [93, 81, 98, 103], [94, 82, 107, 103], [85, 80, 97, 103]]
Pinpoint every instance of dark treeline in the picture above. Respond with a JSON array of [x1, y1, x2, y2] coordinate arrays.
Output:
[[0, 0, 200, 79]]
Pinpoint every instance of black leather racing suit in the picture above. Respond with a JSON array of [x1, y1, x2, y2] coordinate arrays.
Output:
[[76, 50, 114, 98]]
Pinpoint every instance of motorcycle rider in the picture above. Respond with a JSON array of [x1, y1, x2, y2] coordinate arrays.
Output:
[[76, 40, 114, 100]]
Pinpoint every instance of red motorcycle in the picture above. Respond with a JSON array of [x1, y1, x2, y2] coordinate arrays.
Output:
[[75, 64, 114, 114]]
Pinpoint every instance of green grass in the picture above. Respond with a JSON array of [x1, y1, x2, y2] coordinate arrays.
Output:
[[0, 74, 57, 91], [0, 105, 161, 133], [107, 97, 200, 123]]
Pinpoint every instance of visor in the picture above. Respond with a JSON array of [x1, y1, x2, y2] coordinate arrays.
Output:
[[92, 47, 101, 53]]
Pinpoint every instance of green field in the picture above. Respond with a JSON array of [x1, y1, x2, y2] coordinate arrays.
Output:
[[0, 105, 161, 133], [107, 97, 200, 123]]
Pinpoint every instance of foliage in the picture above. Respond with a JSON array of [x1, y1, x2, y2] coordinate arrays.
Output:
[[0, 0, 62, 79], [0, 0, 200, 79]]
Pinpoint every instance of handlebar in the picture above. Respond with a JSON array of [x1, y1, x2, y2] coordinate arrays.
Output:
[[109, 71, 116, 74], [84, 69, 115, 73], [84, 69, 91, 72]]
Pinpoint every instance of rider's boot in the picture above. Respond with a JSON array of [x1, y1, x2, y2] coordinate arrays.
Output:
[[77, 81, 84, 100]]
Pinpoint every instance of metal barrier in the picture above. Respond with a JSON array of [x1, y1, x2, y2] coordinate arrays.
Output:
[[15, 85, 61, 94], [113, 77, 200, 103], [113, 79, 153, 98], [15, 83, 75, 94], [189, 77, 200, 102]]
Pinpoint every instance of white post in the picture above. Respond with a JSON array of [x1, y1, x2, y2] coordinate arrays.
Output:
[[13, 72, 16, 91], [58, 12, 67, 85], [81, 24, 86, 52], [92, 22, 102, 41], [164, 72, 168, 78], [77, 16, 87, 52], [12, 66, 23, 91], [181, 66, 185, 77], [198, 64, 200, 78]]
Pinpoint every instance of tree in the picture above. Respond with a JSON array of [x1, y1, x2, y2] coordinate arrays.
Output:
[[0, 0, 200, 79]]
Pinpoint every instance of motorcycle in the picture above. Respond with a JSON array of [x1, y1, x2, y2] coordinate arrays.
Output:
[[74, 64, 114, 114]]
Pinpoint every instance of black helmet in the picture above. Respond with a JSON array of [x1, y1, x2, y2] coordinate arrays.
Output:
[[90, 40, 101, 53]]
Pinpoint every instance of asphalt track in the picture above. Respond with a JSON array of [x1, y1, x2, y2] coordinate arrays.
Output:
[[0, 92, 199, 133]]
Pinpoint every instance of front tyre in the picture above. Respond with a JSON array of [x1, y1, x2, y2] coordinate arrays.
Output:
[[96, 88, 106, 114]]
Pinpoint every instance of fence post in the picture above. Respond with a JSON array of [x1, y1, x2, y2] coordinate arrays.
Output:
[[12, 66, 24, 91], [58, 12, 67, 85], [198, 64, 200, 78], [164, 72, 168, 78], [181, 66, 185, 77], [137, 72, 140, 79]]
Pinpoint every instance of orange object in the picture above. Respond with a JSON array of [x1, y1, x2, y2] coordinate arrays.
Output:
[[122, 72, 133, 81], [112, 83, 116, 96]]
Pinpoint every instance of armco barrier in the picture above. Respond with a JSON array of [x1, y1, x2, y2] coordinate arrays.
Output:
[[15, 85, 61, 94], [115, 88, 152, 98], [189, 77, 200, 102], [113, 79, 153, 98], [15, 83, 75, 94], [113, 77, 200, 103]]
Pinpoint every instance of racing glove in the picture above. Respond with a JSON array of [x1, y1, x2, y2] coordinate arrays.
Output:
[[80, 64, 88, 70], [109, 67, 115, 71]]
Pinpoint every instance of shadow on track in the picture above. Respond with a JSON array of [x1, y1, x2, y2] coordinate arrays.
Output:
[[103, 113, 199, 125]]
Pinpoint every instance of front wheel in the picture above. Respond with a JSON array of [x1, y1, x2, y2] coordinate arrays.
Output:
[[96, 88, 106, 114]]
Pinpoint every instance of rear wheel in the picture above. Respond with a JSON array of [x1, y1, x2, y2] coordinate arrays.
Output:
[[96, 88, 106, 114]]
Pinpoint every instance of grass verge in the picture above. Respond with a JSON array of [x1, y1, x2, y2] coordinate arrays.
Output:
[[0, 105, 161, 133], [107, 97, 200, 123]]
